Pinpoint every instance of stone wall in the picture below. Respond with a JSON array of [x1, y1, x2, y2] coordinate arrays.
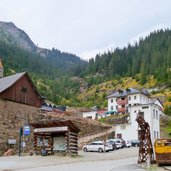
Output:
[[0, 99, 44, 155]]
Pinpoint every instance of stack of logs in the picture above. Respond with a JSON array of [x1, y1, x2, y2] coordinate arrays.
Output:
[[65, 131, 78, 156], [33, 134, 53, 155]]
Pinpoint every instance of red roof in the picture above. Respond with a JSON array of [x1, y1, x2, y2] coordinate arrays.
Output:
[[97, 110, 107, 115]]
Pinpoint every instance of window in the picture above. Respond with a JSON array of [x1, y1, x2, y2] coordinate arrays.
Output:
[[86, 116, 92, 119], [116, 105, 118, 109], [90, 143, 95, 145], [134, 96, 136, 100], [142, 106, 149, 109], [21, 87, 27, 93], [138, 111, 144, 118], [111, 106, 113, 110], [128, 96, 131, 100], [117, 134, 122, 139], [154, 131, 156, 140], [156, 111, 158, 119], [111, 99, 113, 103], [153, 109, 155, 118], [121, 125, 126, 130]]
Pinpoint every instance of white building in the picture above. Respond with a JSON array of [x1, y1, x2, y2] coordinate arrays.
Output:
[[107, 88, 164, 144], [82, 109, 107, 120], [82, 110, 97, 120]]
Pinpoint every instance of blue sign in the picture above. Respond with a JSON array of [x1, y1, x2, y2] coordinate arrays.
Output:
[[24, 126, 30, 135]]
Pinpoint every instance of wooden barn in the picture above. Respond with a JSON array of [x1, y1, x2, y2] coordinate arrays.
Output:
[[0, 72, 43, 107], [31, 120, 80, 156]]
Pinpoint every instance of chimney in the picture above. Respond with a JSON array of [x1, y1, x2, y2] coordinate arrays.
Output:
[[0, 59, 4, 78]]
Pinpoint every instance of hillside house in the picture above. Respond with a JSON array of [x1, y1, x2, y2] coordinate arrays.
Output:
[[107, 88, 164, 144], [82, 109, 97, 119], [0, 72, 43, 107], [97, 109, 107, 119], [81, 108, 107, 120], [0, 59, 45, 154]]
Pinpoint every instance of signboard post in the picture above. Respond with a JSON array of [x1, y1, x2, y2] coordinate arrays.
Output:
[[23, 126, 30, 136]]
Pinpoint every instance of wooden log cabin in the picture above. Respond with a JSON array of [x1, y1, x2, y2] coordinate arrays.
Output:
[[31, 120, 80, 156], [0, 72, 43, 107]]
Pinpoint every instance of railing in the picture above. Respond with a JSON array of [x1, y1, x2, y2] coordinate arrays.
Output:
[[117, 99, 128, 105]]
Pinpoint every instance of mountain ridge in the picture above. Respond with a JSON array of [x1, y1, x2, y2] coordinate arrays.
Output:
[[0, 21, 86, 74], [0, 21, 85, 59]]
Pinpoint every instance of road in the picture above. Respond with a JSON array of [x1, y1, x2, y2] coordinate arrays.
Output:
[[0, 148, 165, 171], [19, 157, 145, 171]]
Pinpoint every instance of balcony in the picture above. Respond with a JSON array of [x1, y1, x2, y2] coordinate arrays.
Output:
[[117, 99, 128, 105], [118, 108, 126, 113]]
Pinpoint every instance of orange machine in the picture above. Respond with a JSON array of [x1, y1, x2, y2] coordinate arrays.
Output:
[[154, 139, 171, 164]]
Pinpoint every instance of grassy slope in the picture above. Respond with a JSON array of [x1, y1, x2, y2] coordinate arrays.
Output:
[[78, 75, 171, 109]]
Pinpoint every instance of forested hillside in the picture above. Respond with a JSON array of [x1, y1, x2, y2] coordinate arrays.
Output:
[[0, 22, 171, 112], [79, 29, 171, 86], [73, 29, 171, 114], [0, 40, 85, 105]]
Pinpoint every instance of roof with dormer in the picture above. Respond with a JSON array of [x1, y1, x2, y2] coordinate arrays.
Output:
[[107, 88, 149, 98]]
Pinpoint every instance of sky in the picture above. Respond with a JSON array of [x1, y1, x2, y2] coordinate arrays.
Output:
[[1, 0, 171, 60]]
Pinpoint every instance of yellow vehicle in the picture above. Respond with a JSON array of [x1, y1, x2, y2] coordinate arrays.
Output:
[[154, 139, 171, 164]]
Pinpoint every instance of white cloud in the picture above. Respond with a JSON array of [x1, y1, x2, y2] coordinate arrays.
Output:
[[128, 24, 171, 46], [0, 0, 171, 60], [80, 43, 116, 60]]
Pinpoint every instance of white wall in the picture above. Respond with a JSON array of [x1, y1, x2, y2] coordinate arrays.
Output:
[[82, 111, 97, 120], [127, 93, 151, 106], [127, 93, 141, 105], [115, 108, 139, 141], [108, 97, 118, 111], [115, 104, 163, 144], [115, 124, 138, 141]]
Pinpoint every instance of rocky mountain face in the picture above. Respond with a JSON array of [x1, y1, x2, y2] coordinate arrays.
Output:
[[0, 21, 37, 52], [0, 21, 56, 58]]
